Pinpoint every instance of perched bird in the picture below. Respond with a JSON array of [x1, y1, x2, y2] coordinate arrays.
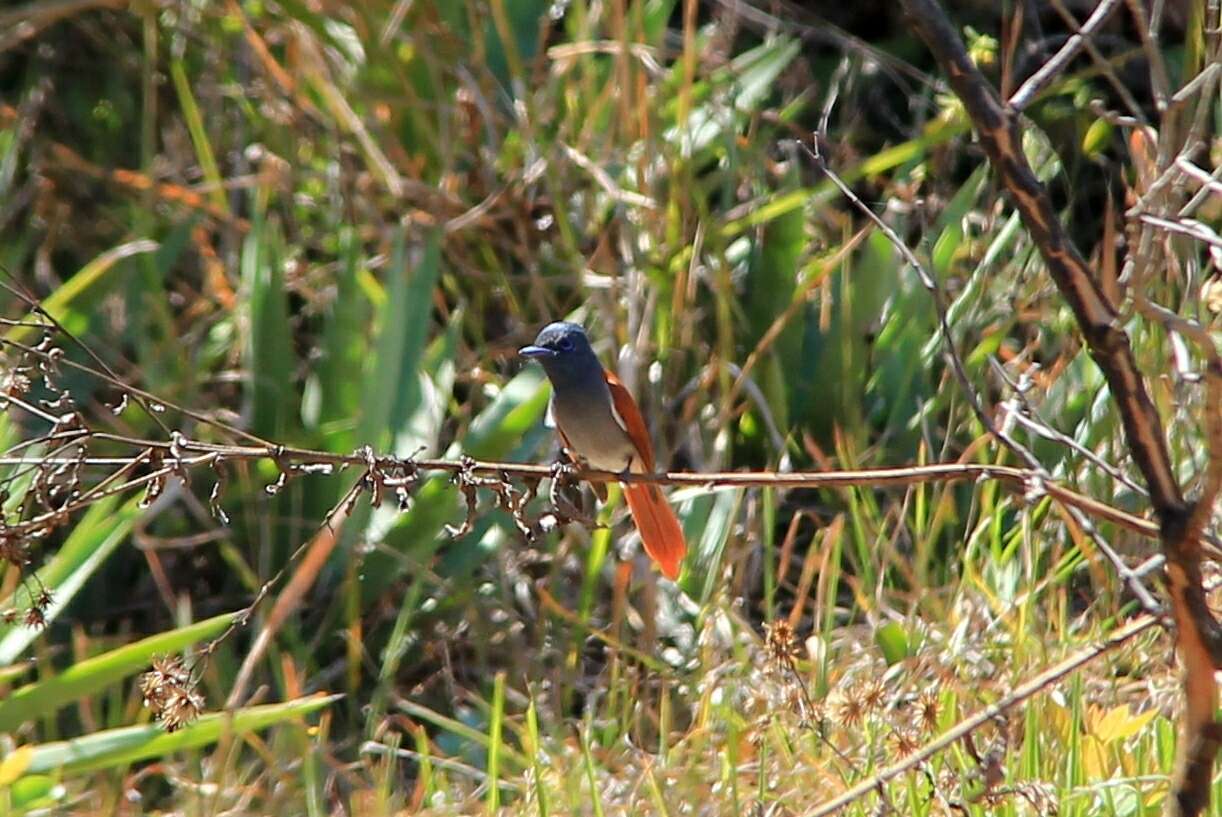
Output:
[[519, 322, 686, 579]]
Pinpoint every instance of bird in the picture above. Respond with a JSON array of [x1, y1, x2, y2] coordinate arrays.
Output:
[[519, 321, 686, 579]]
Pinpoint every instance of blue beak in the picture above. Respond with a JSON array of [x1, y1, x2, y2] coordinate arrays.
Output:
[[518, 345, 556, 359]]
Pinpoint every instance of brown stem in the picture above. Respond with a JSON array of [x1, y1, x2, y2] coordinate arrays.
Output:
[[894, 1, 1221, 812]]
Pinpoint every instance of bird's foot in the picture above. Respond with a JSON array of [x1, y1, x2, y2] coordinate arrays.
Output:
[[549, 456, 581, 480], [548, 458, 597, 527]]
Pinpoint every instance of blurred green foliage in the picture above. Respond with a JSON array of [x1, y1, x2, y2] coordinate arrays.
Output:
[[0, 0, 1216, 814]]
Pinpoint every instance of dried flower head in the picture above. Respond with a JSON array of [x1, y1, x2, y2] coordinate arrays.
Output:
[[835, 684, 867, 729], [889, 726, 921, 759], [23, 606, 45, 630], [159, 688, 205, 732], [139, 655, 203, 731], [1202, 276, 1222, 315], [861, 678, 888, 714], [916, 689, 941, 734], [3, 371, 31, 397], [765, 619, 800, 668]]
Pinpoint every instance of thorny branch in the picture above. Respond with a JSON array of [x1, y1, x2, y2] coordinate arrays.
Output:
[[894, 0, 1222, 813], [0, 302, 1198, 733], [0, 437, 1190, 543], [0, 323, 1185, 550]]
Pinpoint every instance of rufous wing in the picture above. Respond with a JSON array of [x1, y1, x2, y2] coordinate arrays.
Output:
[[603, 369, 655, 471], [603, 370, 685, 578]]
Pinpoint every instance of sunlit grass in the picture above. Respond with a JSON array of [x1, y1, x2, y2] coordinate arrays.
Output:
[[0, 0, 1213, 814]]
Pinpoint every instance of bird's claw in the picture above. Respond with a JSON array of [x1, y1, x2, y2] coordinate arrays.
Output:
[[548, 457, 597, 527], [549, 457, 580, 480]]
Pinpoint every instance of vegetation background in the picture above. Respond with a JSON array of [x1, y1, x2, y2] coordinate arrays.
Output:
[[0, 0, 1218, 814]]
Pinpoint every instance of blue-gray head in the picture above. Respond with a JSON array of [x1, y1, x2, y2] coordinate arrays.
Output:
[[518, 321, 605, 392]]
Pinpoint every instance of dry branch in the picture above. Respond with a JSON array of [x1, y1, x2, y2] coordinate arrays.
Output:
[[1008, 0, 1126, 111], [0, 433, 1179, 544], [895, 1, 1222, 812]]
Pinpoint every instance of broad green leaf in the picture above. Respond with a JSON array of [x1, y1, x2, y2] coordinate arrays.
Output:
[[1082, 117, 1113, 157], [719, 115, 970, 238], [22, 694, 339, 775], [1, 443, 39, 519], [324, 230, 444, 588], [745, 175, 805, 436], [1090, 704, 1158, 744], [406, 310, 461, 458], [483, 0, 551, 94], [673, 38, 800, 154], [9, 773, 61, 811], [356, 229, 443, 455], [0, 495, 140, 666], [642, 0, 679, 44], [874, 621, 910, 665], [0, 611, 237, 732], [304, 225, 371, 440], [359, 367, 550, 606], [803, 231, 898, 439], [867, 231, 937, 449], [679, 487, 743, 603], [457, 366, 550, 460], [126, 220, 193, 393]]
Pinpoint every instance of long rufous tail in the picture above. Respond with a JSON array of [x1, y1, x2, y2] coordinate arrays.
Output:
[[623, 483, 686, 579]]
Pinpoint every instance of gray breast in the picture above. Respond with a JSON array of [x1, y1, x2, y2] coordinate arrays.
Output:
[[551, 389, 638, 472]]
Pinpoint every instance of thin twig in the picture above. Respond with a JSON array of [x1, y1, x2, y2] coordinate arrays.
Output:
[[223, 475, 365, 707], [1008, 0, 1125, 111], [802, 142, 1165, 615]]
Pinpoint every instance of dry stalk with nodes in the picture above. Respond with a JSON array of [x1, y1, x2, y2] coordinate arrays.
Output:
[[0, 288, 1196, 754]]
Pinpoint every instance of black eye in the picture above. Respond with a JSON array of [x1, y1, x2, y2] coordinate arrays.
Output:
[[558, 337, 574, 352]]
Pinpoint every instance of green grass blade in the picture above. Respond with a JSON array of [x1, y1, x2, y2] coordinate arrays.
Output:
[[579, 723, 606, 817], [486, 671, 506, 814], [168, 56, 228, 215], [526, 692, 549, 817], [0, 495, 140, 666], [0, 611, 237, 732], [242, 213, 294, 439], [5, 240, 159, 344], [21, 694, 340, 775]]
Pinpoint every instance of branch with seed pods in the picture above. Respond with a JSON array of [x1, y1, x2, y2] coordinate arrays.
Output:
[[0, 277, 1194, 739]]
